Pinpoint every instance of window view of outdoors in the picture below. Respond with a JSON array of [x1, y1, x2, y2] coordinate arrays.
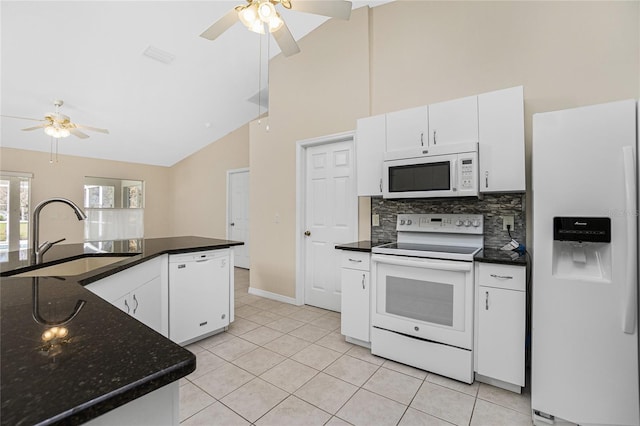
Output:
[[0, 175, 31, 258]]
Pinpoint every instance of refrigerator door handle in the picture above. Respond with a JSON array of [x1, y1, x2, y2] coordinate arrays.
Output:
[[622, 145, 637, 334]]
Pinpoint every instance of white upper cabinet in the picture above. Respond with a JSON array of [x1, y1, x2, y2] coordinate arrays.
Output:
[[478, 86, 525, 193], [428, 95, 479, 147], [385, 106, 429, 153], [356, 114, 386, 197]]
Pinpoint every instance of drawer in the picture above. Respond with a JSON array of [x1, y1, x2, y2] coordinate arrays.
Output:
[[341, 251, 371, 271], [477, 263, 526, 291]]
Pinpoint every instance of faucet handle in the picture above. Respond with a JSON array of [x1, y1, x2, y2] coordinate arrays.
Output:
[[51, 238, 66, 246], [38, 238, 66, 251]]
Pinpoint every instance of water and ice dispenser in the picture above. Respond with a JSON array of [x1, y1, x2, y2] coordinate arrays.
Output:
[[551, 217, 612, 282]]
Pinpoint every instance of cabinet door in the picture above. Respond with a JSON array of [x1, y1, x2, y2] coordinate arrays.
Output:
[[169, 254, 230, 344], [356, 114, 385, 196], [341, 268, 370, 342], [386, 106, 428, 153], [131, 276, 164, 336], [478, 86, 525, 192], [428, 95, 478, 146], [477, 286, 525, 386]]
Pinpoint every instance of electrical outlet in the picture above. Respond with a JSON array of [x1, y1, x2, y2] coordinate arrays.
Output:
[[372, 214, 380, 227], [502, 215, 514, 231]]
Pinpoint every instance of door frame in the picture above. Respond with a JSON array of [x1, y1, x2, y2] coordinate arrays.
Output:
[[226, 168, 250, 268], [295, 131, 357, 306]]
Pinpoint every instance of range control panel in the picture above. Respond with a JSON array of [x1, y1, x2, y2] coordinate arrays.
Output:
[[396, 214, 484, 234]]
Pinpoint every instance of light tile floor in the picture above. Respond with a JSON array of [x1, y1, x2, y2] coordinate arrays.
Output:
[[179, 268, 533, 426]]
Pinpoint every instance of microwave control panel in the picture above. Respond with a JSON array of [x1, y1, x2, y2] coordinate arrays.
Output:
[[459, 158, 475, 190]]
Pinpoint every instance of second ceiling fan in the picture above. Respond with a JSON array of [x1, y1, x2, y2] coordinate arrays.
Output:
[[200, 0, 353, 57]]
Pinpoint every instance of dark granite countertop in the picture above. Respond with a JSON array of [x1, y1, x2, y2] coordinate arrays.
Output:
[[335, 240, 376, 252], [474, 248, 529, 266], [0, 236, 243, 425]]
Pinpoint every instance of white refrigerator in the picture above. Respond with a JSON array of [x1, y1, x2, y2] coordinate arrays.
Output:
[[532, 99, 639, 426]]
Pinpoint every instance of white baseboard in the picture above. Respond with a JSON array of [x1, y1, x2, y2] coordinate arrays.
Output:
[[248, 287, 299, 305]]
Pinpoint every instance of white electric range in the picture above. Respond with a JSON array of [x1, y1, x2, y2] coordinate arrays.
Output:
[[370, 213, 483, 384]]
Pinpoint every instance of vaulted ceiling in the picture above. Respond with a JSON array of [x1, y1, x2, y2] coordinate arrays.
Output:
[[1, 1, 390, 167]]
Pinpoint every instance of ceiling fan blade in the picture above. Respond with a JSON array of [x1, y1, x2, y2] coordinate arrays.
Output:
[[288, 1, 352, 20], [200, 8, 239, 40], [69, 128, 90, 139], [1, 114, 45, 122], [73, 124, 109, 134], [21, 124, 47, 131], [272, 21, 301, 57]]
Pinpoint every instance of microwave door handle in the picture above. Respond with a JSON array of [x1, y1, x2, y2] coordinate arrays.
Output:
[[452, 159, 458, 192]]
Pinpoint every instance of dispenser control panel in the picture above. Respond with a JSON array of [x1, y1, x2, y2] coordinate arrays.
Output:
[[553, 217, 611, 243]]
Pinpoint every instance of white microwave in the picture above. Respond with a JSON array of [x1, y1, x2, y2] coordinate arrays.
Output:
[[382, 150, 478, 199]]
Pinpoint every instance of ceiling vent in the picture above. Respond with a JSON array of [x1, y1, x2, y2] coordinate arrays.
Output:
[[143, 46, 176, 64]]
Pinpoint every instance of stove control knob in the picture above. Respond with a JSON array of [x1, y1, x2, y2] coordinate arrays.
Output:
[[400, 219, 406, 225], [406, 220, 412, 225], [464, 220, 471, 227], [456, 220, 464, 226], [472, 219, 481, 227]]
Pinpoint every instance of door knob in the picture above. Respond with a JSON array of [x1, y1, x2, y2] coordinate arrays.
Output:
[[304, 231, 311, 236]]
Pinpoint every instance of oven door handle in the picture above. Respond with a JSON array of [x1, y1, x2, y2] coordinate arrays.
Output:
[[371, 254, 472, 272]]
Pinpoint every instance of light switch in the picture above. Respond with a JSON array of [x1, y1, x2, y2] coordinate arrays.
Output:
[[372, 214, 380, 227]]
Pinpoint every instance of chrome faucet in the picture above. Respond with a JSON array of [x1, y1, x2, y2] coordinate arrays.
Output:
[[32, 197, 87, 264]]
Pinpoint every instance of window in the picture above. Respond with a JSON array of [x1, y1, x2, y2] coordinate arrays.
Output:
[[0, 172, 32, 259], [83, 177, 144, 241]]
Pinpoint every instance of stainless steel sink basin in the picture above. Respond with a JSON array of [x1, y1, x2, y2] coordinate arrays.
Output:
[[13, 256, 132, 277]]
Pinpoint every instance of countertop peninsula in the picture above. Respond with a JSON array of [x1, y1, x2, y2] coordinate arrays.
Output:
[[0, 236, 243, 425]]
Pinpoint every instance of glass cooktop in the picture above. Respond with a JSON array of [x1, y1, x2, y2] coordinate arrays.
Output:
[[372, 242, 481, 260]]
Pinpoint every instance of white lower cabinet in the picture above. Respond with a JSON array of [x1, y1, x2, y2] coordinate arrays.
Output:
[[87, 255, 168, 336], [474, 262, 526, 392], [85, 381, 178, 426], [340, 251, 371, 344], [169, 249, 233, 345]]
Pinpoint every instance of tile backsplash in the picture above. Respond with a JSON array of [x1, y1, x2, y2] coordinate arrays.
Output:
[[370, 193, 526, 250]]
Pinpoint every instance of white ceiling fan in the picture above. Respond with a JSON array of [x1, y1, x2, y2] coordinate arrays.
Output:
[[1, 100, 109, 139], [200, 0, 353, 57]]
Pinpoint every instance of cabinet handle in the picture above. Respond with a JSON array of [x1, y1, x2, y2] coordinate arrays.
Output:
[[490, 274, 513, 280], [124, 299, 130, 314], [485, 291, 489, 310], [485, 171, 489, 189], [348, 258, 362, 263], [379, 178, 382, 193], [133, 294, 139, 314], [420, 132, 424, 146], [362, 273, 365, 289], [433, 130, 437, 145]]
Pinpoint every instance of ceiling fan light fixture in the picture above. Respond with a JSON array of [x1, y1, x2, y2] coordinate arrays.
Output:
[[44, 125, 70, 139], [238, 4, 258, 28], [268, 13, 284, 32], [258, 1, 276, 22]]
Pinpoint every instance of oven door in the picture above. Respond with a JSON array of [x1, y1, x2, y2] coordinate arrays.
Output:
[[371, 254, 474, 350]]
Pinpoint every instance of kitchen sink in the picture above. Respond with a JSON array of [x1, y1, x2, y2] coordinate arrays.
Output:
[[13, 256, 133, 277]]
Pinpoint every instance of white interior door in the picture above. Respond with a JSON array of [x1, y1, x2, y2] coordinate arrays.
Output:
[[303, 139, 356, 311], [228, 169, 250, 269]]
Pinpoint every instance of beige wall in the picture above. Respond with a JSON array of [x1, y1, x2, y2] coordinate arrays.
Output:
[[171, 123, 250, 238], [249, 1, 639, 299], [0, 147, 172, 244], [249, 7, 371, 297]]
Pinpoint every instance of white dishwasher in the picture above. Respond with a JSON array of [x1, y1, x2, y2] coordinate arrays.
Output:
[[169, 249, 231, 345]]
